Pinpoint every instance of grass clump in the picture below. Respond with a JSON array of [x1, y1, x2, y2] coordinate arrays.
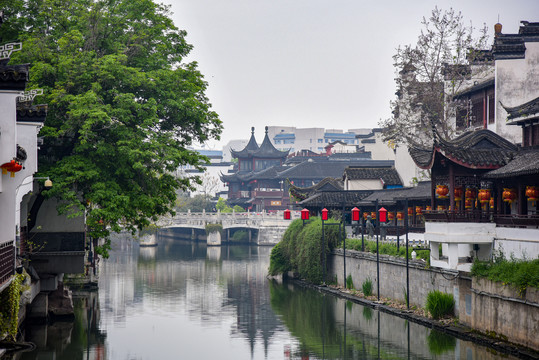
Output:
[[346, 274, 354, 289], [425, 290, 454, 319], [471, 256, 539, 295], [345, 238, 430, 265], [362, 278, 373, 296]]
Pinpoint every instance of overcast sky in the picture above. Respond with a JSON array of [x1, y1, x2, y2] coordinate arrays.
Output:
[[166, 0, 539, 149]]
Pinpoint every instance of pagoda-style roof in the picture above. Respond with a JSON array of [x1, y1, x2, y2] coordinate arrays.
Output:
[[484, 149, 539, 179], [220, 165, 289, 183], [502, 96, 539, 125], [289, 177, 344, 201], [251, 126, 289, 159], [230, 126, 289, 160], [492, 21, 539, 60], [343, 166, 402, 187], [230, 127, 259, 158], [409, 129, 517, 170], [0, 64, 29, 91]]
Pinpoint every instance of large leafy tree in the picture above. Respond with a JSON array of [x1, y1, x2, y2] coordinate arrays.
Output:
[[380, 7, 488, 146], [1, 0, 222, 255]]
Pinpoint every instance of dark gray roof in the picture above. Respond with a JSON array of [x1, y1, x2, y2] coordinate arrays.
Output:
[[453, 78, 494, 100], [17, 104, 48, 123], [298, 190, 373, 207], [409, 129, 517, 170], [230, 127, 259, 158], [343, 167, 402, 186], [492, 22, 539, 60], [358, 181, 431, 206], [279, 160, 393, 180], [0, 64, 29, 91], [484, 149, 539, 178], [502, 96, 539, 124], [252, 127, 289, 158]]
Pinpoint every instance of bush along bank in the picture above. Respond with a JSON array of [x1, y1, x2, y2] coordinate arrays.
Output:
[[269, 217, 340, 284]]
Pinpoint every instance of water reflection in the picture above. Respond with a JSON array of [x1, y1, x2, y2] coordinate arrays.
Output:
[[13, 236, 521, 360]]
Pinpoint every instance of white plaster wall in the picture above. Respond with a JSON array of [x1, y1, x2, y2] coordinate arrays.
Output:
[[394, 145, 424, 187], [425, 222, 496, 243], [495, 42, 539, 143], [361, 132, 396, 161], [346, 179, 383, 191], [0, 91, 21, 245], [495, 227, 539, 259]]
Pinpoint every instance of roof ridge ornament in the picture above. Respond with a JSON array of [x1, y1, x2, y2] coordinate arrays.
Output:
[[17, 88, 43, 103], [0, 41, 22, 61]]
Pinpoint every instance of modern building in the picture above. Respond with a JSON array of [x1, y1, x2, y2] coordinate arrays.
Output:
[[267, 126, 370, 154]]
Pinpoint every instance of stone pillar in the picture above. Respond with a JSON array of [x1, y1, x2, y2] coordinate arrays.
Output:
[[448, 243, 459, 269], [207, 231, 221, 246]]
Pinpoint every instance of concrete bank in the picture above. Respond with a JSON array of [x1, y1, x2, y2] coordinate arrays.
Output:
[[325, 249, 539, 355], [291, 279, 539, 360]]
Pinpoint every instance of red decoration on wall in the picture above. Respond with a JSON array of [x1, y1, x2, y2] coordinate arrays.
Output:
[[454, 186, 463, 201], [502, 188, 517, 204], [478, 189, 491, 204], [436, 185, 449, 199]]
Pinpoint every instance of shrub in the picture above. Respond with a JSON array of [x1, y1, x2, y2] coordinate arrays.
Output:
[[362, 278, 373, 296], [346, 274, 354, 289], [205, 223, 223, 235], [268, 217, 340, 284], [471, 257, 539, 295], [269, 242, 290, 276], [425, 290, 454, 319]]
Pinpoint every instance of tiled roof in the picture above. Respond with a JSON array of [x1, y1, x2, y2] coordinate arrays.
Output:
[[453, 78, 495, 100], [502, 96, 539, 124], [289, 177, 344, 201], [343, 167, 402, 186], [279, 160, 392, 180], [492, 34, 526, 60], [0, 64, 29, 91], [230, 127, 259, 158], [16, 104, 48, 123], [298, 190, 373, 207], [484, 149, 539, 178], [409, 129, 517, 170], [251, 127, 289, 158], [359, 181, 431, 205]]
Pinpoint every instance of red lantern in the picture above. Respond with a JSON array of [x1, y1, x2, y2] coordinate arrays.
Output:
[[363, 212, 369, 220], [489, 198, 494, 209], [351, 207, 360, 222], [397, 212, 404, 220], [478, 189, 491, 205], [379, 207, 387, 223], [437, 205, 446, 211], [415, 206, 422, 215], [370, 212, 376, 220], [388, 212, 395, 221], [502, 188, 517, 204], [426, 206, 432, 211], [454, 186, 463, 202], [436, 185, 449, 199], [301, 208, 310, 221], [465, 198, 473, 209], [465, 187, 477, 199], [407, 207, 413, 216], [283, 209, 291, 220], [321, 208, 329, 221], [526, 186, 539, 204]]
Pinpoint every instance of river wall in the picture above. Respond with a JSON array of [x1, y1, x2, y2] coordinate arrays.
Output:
[[328, 249, 538, 352]]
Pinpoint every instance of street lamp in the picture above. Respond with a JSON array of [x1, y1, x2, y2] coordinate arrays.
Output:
[[301, 208, 310, 226]]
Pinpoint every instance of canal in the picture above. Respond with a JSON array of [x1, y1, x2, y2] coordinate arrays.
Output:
[[17, 234, 516, 360]]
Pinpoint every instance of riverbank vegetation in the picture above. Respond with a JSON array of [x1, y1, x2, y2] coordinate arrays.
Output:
[[471, 256, 539, 294], [345, 238, 430, 265], [269, 218, 340, 284]]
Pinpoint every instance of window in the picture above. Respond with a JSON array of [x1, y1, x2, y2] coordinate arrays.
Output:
[[523, 123, 539, 147], [275, 140, 281, 144], [310, 139, 312, 143], [284, 139, 294, 144], [318, 139, 323, 143]]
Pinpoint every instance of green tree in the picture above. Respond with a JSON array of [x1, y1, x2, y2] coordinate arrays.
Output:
[[1, 0, 222, 256]]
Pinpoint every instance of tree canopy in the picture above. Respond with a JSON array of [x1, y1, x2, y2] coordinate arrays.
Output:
[[1, 0, 222, 254], [380, 7, 489, 146]]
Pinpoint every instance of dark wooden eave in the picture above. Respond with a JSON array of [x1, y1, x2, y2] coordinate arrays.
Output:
[[0, 64, 29, 91]]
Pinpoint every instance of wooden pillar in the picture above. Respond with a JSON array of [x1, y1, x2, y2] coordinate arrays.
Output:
[[431, 174, 436, 209]]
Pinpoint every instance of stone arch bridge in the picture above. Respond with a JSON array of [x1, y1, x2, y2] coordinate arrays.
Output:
[[157, 211, 300, 245]]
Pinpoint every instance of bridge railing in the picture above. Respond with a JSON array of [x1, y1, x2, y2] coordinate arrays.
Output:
[[159, 210, 302, 226]]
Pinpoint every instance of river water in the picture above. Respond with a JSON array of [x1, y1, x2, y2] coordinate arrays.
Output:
[[17, 234, 517, 360]]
